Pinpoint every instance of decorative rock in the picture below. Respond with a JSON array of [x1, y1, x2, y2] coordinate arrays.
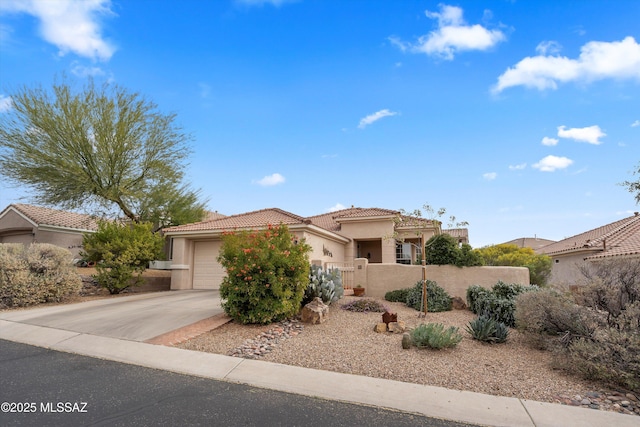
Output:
[[374, 322, 388, 333], [382, 311, 398, 325], [401, 333, 412, 349], [388, 320, 406, 334], [229, 319, 304, 359], [451, 296, 467, 310], [300, 297, 329, 324]]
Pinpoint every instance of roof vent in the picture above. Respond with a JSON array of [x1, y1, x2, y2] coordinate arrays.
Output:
[[635, 212, 639, 216]]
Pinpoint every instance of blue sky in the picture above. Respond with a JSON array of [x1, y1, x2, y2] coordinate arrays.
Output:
[[1, 0, 639, 247]]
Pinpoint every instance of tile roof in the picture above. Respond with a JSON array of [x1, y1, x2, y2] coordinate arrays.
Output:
[[1, 204, 99, 231], [163, 208, 309, 233], [537, 213, 640, 260], [203, 211, 227, 221], [502, 237, 556, 250], [307, 207, 400, 232], [163, 206, 432, 236], [443, 228, 469, 239]]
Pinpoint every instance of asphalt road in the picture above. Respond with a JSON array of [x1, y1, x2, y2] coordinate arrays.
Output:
[[0, 340, 476, 427]]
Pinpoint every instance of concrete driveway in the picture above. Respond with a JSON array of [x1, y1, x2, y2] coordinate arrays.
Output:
[[0, 290, 223, 342]]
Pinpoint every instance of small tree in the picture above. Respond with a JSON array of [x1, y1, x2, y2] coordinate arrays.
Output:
[[218, 224, 311, 324], [81, 221, 164, 294]]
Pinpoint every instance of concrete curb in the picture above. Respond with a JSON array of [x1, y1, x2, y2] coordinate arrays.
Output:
[[1, 319, 637, 427]]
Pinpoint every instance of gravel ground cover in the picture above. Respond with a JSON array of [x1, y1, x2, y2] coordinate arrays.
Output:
[[178, 295, 639, 416]]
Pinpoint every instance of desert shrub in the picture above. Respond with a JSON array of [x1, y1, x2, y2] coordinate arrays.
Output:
[[0, 243, 81, 308], [405, 280, 452, 312], [81, 221, 164, 294], [384, 288, 410, 303], [558, 329, 640, 393], [303, 264, 343, 306], [410, 323, 463, 349], [341, 298, 388, 313], [218, 224, 311, 324], [467, 281, 538, 327], [466, 314, 509, 343], [577, 258, 640, 328], [515, 288, 597, 346]]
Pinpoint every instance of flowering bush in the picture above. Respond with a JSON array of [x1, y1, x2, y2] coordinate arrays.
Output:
[[218, 224, 311, 324], [0, 243, 81, 308]]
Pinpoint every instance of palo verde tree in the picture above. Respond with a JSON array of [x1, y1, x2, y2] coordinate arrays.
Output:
[[0, 77, 206, 228]]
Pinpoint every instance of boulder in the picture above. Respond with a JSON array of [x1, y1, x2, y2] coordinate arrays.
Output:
[[388, 320, 406, 334], [374, 322, 388, 333], [452, 296, 467, 310], [300, 297, 329, 324]]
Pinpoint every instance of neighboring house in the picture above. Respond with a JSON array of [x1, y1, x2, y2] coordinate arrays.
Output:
[[443, 228, 469, 246], [163, 207, 439, 290], [537, 212, 640, 285], [0, 204, 99, 258], [502, 237, 556, 251]]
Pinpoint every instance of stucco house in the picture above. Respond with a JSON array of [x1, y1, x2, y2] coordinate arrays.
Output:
[[501, 236, 556, 251], [163, 207, 439, 290], [0, 204, 99, 258], [537, 212, 640, 285]]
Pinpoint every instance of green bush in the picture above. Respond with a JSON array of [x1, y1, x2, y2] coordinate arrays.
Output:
[[218, 224, 311, 324], [0, 243, 81, 308], [424, 234, 460, 265], [303, 264, 343, 306], [410, 323, 463, 349], [81, 221, 164, 294], [467, 281, 538, 327], [405, 280, 452, 312], [466, 315, 509, 343], [341, 298, 388, 313], [384, 288, 410, 303]]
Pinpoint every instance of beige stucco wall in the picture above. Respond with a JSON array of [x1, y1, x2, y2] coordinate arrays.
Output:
[[35, 229, 86, 258], [548, 252, 592, 286], [300, 231, 345, 265], [170, 236, 194, 290], [354, 258, 530, 300]]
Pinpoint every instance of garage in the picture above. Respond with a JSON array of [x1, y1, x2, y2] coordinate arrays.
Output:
[[192, 241, 226, 290]]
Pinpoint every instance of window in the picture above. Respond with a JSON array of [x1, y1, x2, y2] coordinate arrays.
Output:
[[396, 243, 412, 264]]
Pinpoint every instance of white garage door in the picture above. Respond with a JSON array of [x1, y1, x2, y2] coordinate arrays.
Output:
[[193, 241, 225, 290]]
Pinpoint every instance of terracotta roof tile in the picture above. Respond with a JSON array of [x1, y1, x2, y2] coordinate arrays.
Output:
[[538, 213, 640, 259], [2, 204, 99, 231], [163, 208, 308, 233]]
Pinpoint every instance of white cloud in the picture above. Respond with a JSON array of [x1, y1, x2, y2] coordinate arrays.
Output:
[[557, 125, 606, 145], [541, 136, 559, 146], [70, 61, 105, 77], [535, 41, 562, 56], [390, 4, 505, 60], [358, 109, 398, 129], [508, 163, 526, 171], [493, 36, 640, 93], [483, 172, 497, 181], [0, 0, 116, 61], [0, 94, 12, 113], [327, 203, 346, 212], [632, 120, 640, 127], [532, 155, 573, 172], [255, 173, 285, 186]]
